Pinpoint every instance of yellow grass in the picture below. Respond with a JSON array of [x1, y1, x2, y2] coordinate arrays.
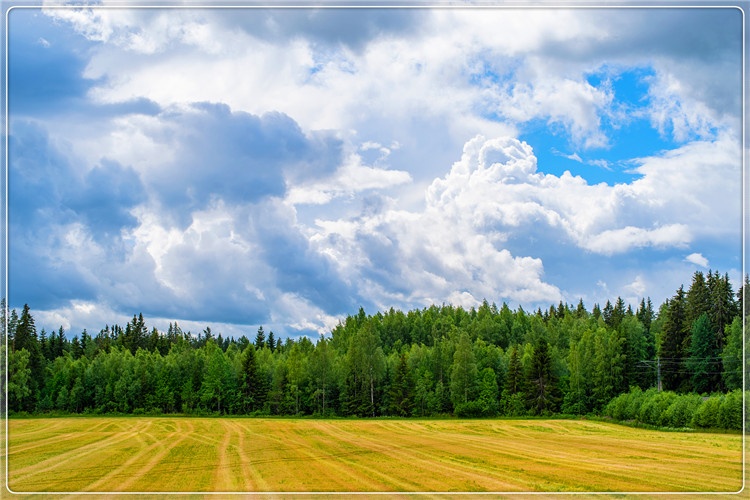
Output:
[[6, 417, 744, 494]]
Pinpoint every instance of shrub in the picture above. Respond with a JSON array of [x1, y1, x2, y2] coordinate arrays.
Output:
[[454, 400, 484, 418], [692, 395, 722, 429], [718, 390, 743, 430], [500, 392, 527, 417], [638, 391, 677, 427], [662, 394, 702, 428]]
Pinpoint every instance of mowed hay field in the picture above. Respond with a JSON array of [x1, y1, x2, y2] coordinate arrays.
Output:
[[7, 417, 743, 493]]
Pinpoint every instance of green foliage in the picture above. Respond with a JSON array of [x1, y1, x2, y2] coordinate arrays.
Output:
[[450, 332, 478, 407], [2, 268, 743, 426], [604, 387, 743, 431], [8, 348, 32, 412], [721, 317, 743, 391], [688, 314, 717, 393]]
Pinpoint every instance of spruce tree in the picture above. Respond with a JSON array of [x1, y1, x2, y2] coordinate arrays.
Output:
[[686, 271, 710, 326], [659, 287, 689, 391], [387, 353, 413, 416], [254, 326, 266, 350], [526, 338, 558, 415], [689, 313, 717, 393], [240, 344, 266, 412]]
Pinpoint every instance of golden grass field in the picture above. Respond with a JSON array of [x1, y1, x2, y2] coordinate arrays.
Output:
[[5, 417, 744, 494]]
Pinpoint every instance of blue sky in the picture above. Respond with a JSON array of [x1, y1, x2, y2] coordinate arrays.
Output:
[[4, 4, 745, 339]]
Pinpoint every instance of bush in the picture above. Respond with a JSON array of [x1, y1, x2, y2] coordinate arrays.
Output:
[[500, 391, 527, 417], [718, 390, 743, 430], [605, 387, 648, 421], [662, 394, 702, 428], [603, 388, 743, 431], [454, 400, 484, 418], [638, 391, 677, 427]]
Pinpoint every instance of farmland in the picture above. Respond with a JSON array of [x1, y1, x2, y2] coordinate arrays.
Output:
[[6, 417, 743, 494]]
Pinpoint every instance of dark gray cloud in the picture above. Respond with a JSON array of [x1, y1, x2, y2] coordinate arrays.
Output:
[[220, 7, 423, 51], [8, 8, 96, 115], [8, 120, 151, 311], [150, 103, 344, 227], [538, 8, 742, 117], [250, 202, 363, 316], [10, 121, 145, 237]]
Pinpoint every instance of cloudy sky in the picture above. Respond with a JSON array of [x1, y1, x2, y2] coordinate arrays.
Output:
[[5, 3, 745, 339]]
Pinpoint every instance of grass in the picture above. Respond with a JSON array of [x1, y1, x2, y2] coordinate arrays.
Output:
[[6, 417, 744, 493]]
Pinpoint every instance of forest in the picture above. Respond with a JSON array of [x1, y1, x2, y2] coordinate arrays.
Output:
[[3, 270, 747, 429]]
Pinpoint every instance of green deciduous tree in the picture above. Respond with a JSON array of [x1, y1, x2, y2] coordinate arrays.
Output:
[[721, 316, 743, 391], [450, 332, 478, 407]]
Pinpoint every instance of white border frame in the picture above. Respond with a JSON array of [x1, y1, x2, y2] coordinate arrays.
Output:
[[2, 1, 746, 496]]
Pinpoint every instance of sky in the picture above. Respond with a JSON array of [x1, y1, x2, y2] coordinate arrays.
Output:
[[3, 3, 746, 340]]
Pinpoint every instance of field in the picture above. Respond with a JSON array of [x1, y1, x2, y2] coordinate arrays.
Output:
[[6, 417, 743, 494]]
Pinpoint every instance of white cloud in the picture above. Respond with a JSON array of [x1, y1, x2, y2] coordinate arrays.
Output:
[[583, 224, 691, 255], [15, 7, 742, 335], [685, 252, 709, 268], [286, 154, 412, 206]]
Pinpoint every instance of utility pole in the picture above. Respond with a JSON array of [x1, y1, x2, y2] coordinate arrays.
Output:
[[657, 356, 662, 392]]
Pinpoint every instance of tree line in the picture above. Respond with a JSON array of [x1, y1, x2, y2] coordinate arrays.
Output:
[[3, 270, 747, 428]]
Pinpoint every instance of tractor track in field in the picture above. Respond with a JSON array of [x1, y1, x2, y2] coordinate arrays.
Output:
[[9, 420, 154, 488], [7, 417, 743, 494], [81, 422, 190, 492]]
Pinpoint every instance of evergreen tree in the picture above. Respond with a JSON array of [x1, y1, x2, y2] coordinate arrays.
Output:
[[602, 301, 614, 328], [688, 313, 718, 393], [267, 331, 276, 352], [254, 326, 266, 350], [636, 297, 654, 333], [659, 286, 689, 391], [686, 271, 710, 326], [707, 272, 737, 351], [387, 353, 413, 416], [15, 304, 37, 352], [240, 344, 266, 412], [526, 338, 558, 414]]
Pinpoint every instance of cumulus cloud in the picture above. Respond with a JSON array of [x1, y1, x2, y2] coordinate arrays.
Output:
[[9, 6, 742, 335], [685, 253, 710, 268]]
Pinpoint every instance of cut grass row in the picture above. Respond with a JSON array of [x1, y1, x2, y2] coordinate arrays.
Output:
[[6, 417, 744, 493]]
